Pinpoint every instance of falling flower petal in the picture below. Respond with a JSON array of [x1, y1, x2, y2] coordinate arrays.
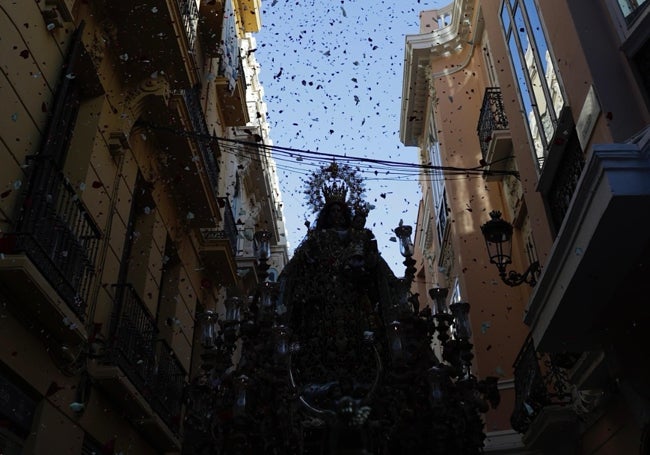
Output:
[[69, 402, 85, 412]]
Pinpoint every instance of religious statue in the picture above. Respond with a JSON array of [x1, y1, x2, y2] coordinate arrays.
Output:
[[185, 162, 499, 454], [277, 163, 416, 452]]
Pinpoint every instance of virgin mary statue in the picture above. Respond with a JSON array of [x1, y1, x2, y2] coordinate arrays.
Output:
[[277, 163, 410, 451]]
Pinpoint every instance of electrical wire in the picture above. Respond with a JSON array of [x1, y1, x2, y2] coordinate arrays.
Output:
[[137, 121, 519, 181]]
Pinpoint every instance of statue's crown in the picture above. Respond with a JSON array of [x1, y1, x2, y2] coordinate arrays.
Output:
[[322, 181, 348, 205], [304, 162, 366, 214]]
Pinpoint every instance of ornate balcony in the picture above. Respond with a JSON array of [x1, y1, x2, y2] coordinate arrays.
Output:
[[0, 160, 101, 342], [179, 86, 221, 203], [89, 284, 184, 451], [148, 339, 186, 435], [241, 144, 278, 240], [526, 142, 650, 352], [234, 232, 264, 293], [197, 0, 260, 55], [143, 86, 221, 225], [102, 0, 200, 88], [476, 87, 513, 180], [543, 135, 585, 233], [195, 197, 239, 286], [214, 0, 249, 126], [216, 57, 249, 127], [235, 0, 262, 33], [511, 337, 578, 450], [535, 106, 582, 232], [198, 0, 225, 57]]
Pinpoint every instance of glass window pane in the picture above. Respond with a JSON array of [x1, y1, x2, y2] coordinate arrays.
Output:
[[501, 0, 568, 170], [501, 2, 511, 33], [515, 6, 552, 145], [429, 142, 446, 219], [524, 0, 548, 75], [617, 0, 648, 17], [524, 0, 564, 120], [618, 0, 648, 23], [508, 34, 546, 164], [618, 0, 633, 16]]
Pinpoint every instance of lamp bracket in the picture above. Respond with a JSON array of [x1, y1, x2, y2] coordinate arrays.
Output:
[[499, 260, 540, 287]]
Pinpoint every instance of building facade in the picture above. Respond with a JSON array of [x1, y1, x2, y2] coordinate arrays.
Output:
[[0, 0, 287, 453], [402, 0, 649, 453]]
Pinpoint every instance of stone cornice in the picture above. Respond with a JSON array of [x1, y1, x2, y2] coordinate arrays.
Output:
[[400, 0, 476, 147]]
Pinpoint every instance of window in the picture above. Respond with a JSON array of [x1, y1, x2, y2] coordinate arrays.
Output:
[[481, 34, 500, 86], [634, 40, 650, 101], [617, 0, 648, 23], [220, 0, 240, 91], [448, 278, 465, 340], [500, 0, 566, 170], [157, 235, 182, 339], [436, 189, 449, 247], [418, 194, 433, 251], [119, 172, 166, 305], [428, 140, 450, 246]]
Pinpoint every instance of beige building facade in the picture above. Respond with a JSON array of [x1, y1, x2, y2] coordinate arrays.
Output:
[[402, 0, 649, 453], [0, 0, 286, 453]]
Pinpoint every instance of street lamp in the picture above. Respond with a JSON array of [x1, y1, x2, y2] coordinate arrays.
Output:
[[395, 221, 417, 281], [253, 230, 272, 261], [199, 310, 218, 349], [254, 230, 272, 281], [481, 210, 539, 287], [394, 222, 414, 258]]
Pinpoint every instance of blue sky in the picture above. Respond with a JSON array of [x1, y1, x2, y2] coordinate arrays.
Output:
[[255, 0, 449, 273]]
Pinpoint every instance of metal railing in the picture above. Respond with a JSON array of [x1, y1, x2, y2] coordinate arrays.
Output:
[[13, 160, 101, 320], [110, 284, 158, 396], [109, 284, 185, 433], [178, 0, 199, 49], [218, 0, 241, 92], [201, 197, 238, 256], [180, 87, 221, 201], [510, 336, 573, 434], [222, 197, 238, 255], [151, 340, 186, 432], [546, 140, 585, 232], [477, 87, 509, 161]]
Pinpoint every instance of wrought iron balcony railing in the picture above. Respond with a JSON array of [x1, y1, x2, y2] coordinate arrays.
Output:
[[477, 87, 509, 161], [108, 284, 185, 433], [109, 284, 158, 396], [197, 198, 238, 255], [546, 140, 585, 232], [151, 340, 186, 433], [178, 0, 199, 50], [11, 159, 101, 320], [180, 86, 221, 200], [223, 197, 238, 255], [218, 0, 241, 92], [511, 336, 573, 434]]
